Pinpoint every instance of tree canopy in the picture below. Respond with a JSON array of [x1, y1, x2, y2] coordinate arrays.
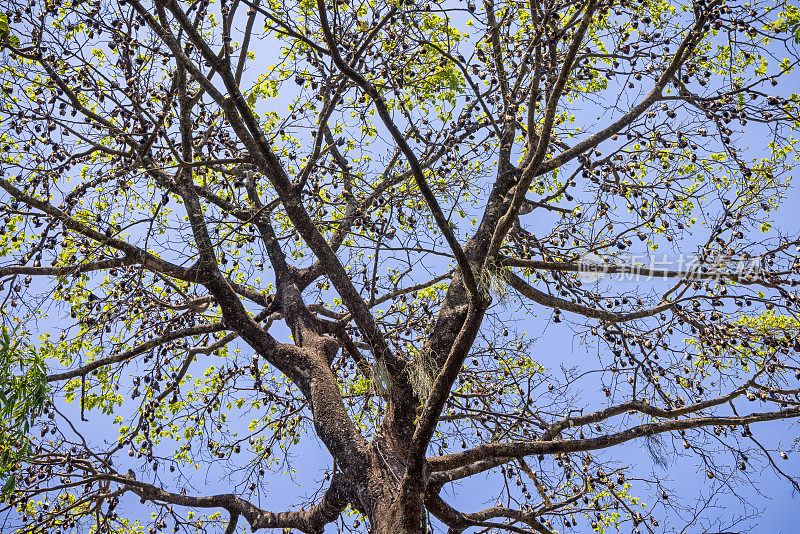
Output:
[[1, 0, 800, 532]]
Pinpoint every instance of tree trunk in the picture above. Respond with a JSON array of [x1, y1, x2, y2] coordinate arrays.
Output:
[[368, 495, 426, 534], [363, 438, 427, 534]]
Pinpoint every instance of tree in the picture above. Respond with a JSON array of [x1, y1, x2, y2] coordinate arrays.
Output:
[[1, 0, 800, 531]]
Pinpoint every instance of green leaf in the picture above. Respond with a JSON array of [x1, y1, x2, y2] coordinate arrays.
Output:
[[0, 326, 48, 497], [2, 475, 15, 496]]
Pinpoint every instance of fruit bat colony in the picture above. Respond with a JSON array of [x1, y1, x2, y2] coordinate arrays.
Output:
[[1, 0, 800, 532]]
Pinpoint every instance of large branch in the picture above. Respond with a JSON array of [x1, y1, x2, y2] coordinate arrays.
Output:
[[426, 491, 551, 534], [540, 378, 760, 440], [0, 178, 196, 282], [0, 257, 136, 278], [505, 269, 673, 322], [428, 406, 800, 472], [103, 471, 347, 534], [46, 321, 227, 383]]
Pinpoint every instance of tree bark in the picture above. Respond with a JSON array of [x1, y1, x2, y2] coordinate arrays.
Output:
[[361, 436, 428, 534]]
